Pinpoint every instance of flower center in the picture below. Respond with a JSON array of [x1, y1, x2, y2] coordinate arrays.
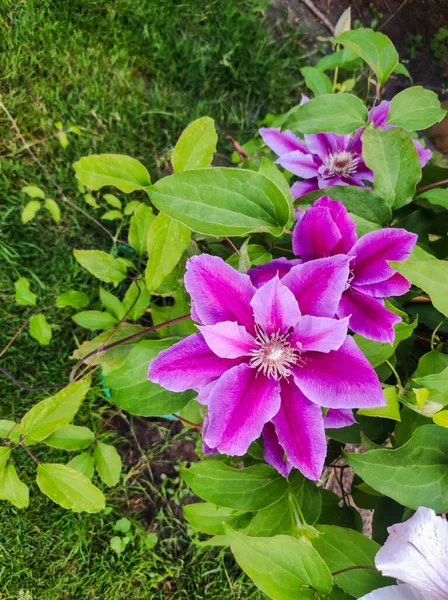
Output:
[[344, 268, 356, 290], [323, 151, 360, 178], [249, 326, 301, 380]]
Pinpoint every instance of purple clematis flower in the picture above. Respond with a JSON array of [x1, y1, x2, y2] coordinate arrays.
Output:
[[148, 254, 384, 480], [249, 197, 417, 344], [260, 97, 431, 200]]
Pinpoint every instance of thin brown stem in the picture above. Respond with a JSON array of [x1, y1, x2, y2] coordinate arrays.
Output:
[[172, 414, 202, 430], [332, 565, 378, 577], [0, 366, 64, 392], [0, 132, 61, 158], [225, 237, 240, 256], [299, 0, 335, 34], [417, 179, 448, 193], [21, 442, 40, 464]]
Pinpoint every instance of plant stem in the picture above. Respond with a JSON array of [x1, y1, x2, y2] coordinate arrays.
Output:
[[417, 179, 448, 193], [21, 442, 40, 464], [386, 360, 404, 392], [332, 565, 377, 576], [431, 320, 446, 350], [172, 414, 202, 430]]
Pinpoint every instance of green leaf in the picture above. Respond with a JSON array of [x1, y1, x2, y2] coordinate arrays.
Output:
[[391, 246, 448, 317], [227, 244, 272, 270], [104, 339, 192, 416], [73, 154, 151, 193], [14, 277, 37, 306], [44, 198, 61, 222], [358, 386, 401, 421], [122, 280, 151, 321], [316, 47, 363, 71], [0, 420, 19, 443], [22, 185, 45, 199], [283, 94, 368, 135], [145, 213, 191, 291], [84, 193, 100, 209], [21, 200, 42, 224], [0, 448, 11, 477], [300, 66, 333, 96], [393, 62, 412, 81], [227, 528, 333, 600], [334, 6, 351, 37], [128, 203, 155, 255], [114, 517, 132, 533], [148, 168, 291, 237], [72, 310, 118, 330], [56, 290, 90, 309], [171, 116, 217, 172], [183, 502, 250, 536], [434, 410, 448, 427], [99, 288, 125, 321], [354, 318, 417, 368], [182, 462, 287, 511], [20, 377, 91, 442], [345, 424, 448, 512], [258, 158, 293, 205], [110, 536, 128, 555], [103, 193, 122, 209], [74, 250, 127, 284], [37, 463, 105, 513], [67, 452, 95, 479], [300, 186, 391, 226], [311, 525, 392, 597], [361, 127, 421, 209], [150, 287, 196, 337], [44, 425, 94, 450], [94, 442, 122, 487], [101, 209, 123, 221], [248, 471, 321, 537], [387, 86, 446, 131], [29, 313, 52, 345], [123, 200, 141, 215], [59, 132, 69, 149], [417, 187, 448, 210], [0, 464, 29, 509], [338, 28, 398, 83]]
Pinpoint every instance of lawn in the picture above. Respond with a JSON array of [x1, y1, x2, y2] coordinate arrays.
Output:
[[0, 1, 308, 597]]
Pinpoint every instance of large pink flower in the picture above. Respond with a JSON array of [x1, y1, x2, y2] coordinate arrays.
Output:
[[250, 198, 417, 344], [148, 254, 384, 479]]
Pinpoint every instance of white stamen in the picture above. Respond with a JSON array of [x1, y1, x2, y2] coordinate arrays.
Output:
[[323, 150, 360, 178], [249, 325, 302, 380]]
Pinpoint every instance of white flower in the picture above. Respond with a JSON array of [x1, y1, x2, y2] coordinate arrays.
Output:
[[359, 507, 448, 600]]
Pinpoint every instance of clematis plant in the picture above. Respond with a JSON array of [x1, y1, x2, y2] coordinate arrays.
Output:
[[148, 254, 384, 479]]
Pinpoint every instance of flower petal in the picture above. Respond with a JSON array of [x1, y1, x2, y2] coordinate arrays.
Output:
[[369, 100, 390, 127], [324, 408, 355, 428], [185, 254, 255, 333], [413, 139, 432, 168], [196, 380, 217, 405], [313, 197, 358, 254], [277, 151, 320, 179], [290, 179, 319, 199], [304, 132, 350, 156], [292, 206, 342, 260], [259, 127, 308, 156], [199, 321, 255, 359], [248, 258, 300, 289], [318, 175, 351, 188], [205, 365, 281, 456], [349, 228, 418, 286], [262, 422, 292, 477], [282, 255, 350, 317], [338, 288, 401, 344], [353, 272, 411, 298], [272, 381, 327, 480], [375, 507, 448, 600], [293, 336, 384, 408], [358, 585, 426, 600], [202, 416, 218, 455], [148, 333, 240, 392], [250, 276, 301, 336], [291, 315, 349, 353]]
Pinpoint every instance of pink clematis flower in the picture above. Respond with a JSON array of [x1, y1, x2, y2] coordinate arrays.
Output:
[[249, 198, 417, 344], [148, 254, 384, 479], [358, 507, 448, 600]]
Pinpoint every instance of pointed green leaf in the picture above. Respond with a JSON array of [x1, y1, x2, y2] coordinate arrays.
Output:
[[334, 6, 351, 37], [0, 420, 18, 442], [0, 448, 11, 477], [14, 277, 37, 306], [362, 127, 421, 209], [0, 464, 29, 509], [67, 452, 95, 479], [103, 193, 122, 209], [44, 198, 61, 222], [73, 154, 151, 193], [122, 280, 151, 321], [74, 250, 127, 284], [21, 200, 42, 224], [56, 290, 90, 309], [300, 66, 333, 96], [72, 310, 118, 330], [99, 288, 125, 320], [22, 185, 45, 199], [338, 28, 398, 83], [417, 187, 448, 210], [433, 410, 448, 427], [123, 200, 141, 215], [172, 116, 217, 172], [44, 425, 94, 450], [20, 377, 91, 442], [345, 425, 448, 512], [387, 86, 446, 131], [145, 213, 190, 291], [29, 313, 52, 345], [128, 203, 155, 255], [94, 442, 121, 487], [37, 463, 105, 513], [358, 386, 401, 421], [183, 502, 250, 536], [84, 193, 100, 209], [101, 210, 123, 221], [227, 528, 333, 600]]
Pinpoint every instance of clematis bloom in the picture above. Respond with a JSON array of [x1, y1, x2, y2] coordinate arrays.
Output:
[[249, 198, 417, 343], [359, 507, 448, 600], [148, 254, 384, 479]]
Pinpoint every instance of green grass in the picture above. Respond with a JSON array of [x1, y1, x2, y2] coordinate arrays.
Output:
[[0, 0, 308, 596]]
